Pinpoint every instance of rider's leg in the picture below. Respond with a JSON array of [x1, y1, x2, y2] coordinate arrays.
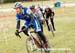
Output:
[[21, 26, 29, 36], [40, 23, 43, 32], [45, 14, 51, 31], [50, 17, 55, 31], [22, 21, 30, 36], [37, 32, 50, 53], [45, 19, 50, 31], [36, 31, 48, 46], [32, 16, 48, 46], [39, 20, 44, 32]]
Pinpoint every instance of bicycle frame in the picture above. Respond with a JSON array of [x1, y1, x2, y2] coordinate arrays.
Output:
[[19, 29, 43, 48], [19, 29, 50, 53], [27, 31, 50, 53], [28, 31, 43, 48]]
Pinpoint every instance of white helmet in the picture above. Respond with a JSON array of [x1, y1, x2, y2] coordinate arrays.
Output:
[[14, 2, 22, 9]]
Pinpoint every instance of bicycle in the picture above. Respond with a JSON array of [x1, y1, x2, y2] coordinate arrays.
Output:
[[18, 29, 50, 53]]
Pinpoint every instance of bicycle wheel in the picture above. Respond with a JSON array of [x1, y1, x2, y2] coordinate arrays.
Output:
[[26, 37, 43, 53], [49, 24, 55, 37], [26, 38, 37, 53]]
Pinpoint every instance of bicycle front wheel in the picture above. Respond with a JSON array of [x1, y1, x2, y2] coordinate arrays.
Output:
[[26, 38, 37, 53]]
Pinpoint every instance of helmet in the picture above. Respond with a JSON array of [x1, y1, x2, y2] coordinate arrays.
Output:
[[14, 2, 22, 9], [30, 5, 35, 9]]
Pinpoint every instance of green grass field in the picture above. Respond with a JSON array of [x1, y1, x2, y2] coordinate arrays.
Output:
[[0, 1, 75, 53]]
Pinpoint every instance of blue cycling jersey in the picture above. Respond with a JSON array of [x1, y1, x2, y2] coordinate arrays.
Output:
[[16, 7, 31, 22], [16, 7, 41, 32]]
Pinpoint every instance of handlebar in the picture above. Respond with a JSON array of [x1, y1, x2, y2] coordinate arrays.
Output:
[[17, 28, 35, 38], [18, 27, 35, 33]]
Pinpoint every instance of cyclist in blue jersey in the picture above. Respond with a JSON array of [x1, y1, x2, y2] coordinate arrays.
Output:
[[14, 2, 49, 47]]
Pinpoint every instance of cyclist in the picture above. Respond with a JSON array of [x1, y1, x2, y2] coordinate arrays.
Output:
[[14, 2, 49, 48], [37, 4, 44, 16], [30, 5, 45, 32], [44, 7, 55, 31]]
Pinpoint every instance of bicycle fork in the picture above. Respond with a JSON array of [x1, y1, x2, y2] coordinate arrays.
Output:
[[28, 31, 37, 52]]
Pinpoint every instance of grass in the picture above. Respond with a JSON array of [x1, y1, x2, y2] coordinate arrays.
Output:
[[0, 2, 75, 53]]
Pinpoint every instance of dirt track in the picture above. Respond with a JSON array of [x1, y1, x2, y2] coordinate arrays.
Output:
[[0, 11, 15, 18]]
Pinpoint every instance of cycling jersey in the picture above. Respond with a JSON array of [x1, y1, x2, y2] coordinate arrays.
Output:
[[16, 7, 41, 32], [16, 7, 31, 21], [34, 8, 44, 21]]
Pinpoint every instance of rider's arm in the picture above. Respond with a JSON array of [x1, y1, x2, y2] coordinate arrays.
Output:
[[16, 14, 20, 31], [16, 20, 20, 31], [52, 11, 55, 16]]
